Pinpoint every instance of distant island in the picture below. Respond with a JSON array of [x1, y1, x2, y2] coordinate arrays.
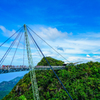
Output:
[[0, 76, 23, 100]]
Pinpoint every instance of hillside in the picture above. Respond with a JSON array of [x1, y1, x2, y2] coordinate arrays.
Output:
[[0, 76, 23, 100], [37, 57, 64, 66], [2, 58, 100, 100]]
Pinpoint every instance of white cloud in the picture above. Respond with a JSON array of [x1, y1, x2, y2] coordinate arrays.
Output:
[[66, 56, 94, 63], [0, 25, 16, 37], [86, 54, 90, 57], [40, 39, 100, 55], [93, 55, 100, 61], [27, 25, 100, 64], [0, 25, 100, 65], [39, 27, 66, 40], [31, 26, 68, 41], [83, 32, 100, 38]]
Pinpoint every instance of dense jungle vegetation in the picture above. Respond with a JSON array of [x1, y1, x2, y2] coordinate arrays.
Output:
[[37, 57, 64, 66], [2, 57, 100, 100]]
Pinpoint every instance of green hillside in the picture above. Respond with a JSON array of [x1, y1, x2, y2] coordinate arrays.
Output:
[[0, 91, 10, 100], [37, 57, 64, 66], [0, 76, 23, 100], [2, 58, 100, 100]]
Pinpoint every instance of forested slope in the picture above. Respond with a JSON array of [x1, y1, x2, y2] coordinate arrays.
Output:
[[37, 57, 64, 66], [0, 76, 23, 100], [2, 58, 100, 100]]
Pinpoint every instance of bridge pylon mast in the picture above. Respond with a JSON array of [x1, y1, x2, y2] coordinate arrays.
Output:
[[24, 24, 40, 100]]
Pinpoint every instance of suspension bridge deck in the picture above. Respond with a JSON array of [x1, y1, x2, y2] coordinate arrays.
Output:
[[0, 66, 65, 74], [0, 67, 29, 74]]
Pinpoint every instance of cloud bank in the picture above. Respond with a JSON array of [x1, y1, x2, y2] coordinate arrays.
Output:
[[0, 25, 16, 37], [0, 25, 100, 65]]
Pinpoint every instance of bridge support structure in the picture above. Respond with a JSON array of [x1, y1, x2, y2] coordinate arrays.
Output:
[[24, 24, 40, 100]]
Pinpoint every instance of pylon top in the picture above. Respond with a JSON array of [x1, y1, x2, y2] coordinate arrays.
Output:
[[24, 24, 26, 27]]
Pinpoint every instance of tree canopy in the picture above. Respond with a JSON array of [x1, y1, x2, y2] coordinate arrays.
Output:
[[37, 57, 64, 66], [2, 60, 100, 100]]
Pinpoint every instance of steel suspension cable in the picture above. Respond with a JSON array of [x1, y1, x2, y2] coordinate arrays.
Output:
[[29, 33, 43, 71], [0, 26, 23, 47], [10, 31, 23, 66], [31, 38, 42, 58], [0, 32, 21, 67], [27, 25, 70, 62], [27, 29, 73, 100], [0, 29, 22, 66]]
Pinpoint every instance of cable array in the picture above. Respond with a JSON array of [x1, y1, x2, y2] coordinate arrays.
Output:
[[0, 25, 73, 100], [0, 26, 23, 47], [27, 25, 70, 63], [27, 27, 73, 100], [10, 31, 23, 66], [0, 29, 22, 66]]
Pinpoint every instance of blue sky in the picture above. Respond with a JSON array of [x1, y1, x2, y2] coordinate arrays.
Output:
[[0, 0, 100, 82]]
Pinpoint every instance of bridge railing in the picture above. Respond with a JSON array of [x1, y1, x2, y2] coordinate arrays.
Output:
[[0, 66, 65, 74]]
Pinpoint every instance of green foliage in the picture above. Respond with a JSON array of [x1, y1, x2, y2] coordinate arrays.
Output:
[[0, 91, 10, 100], [37, 57, 64, 66], [0, 76, 23, 100], [19, 95, 27, 100], [2, 61, 100, 100]]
